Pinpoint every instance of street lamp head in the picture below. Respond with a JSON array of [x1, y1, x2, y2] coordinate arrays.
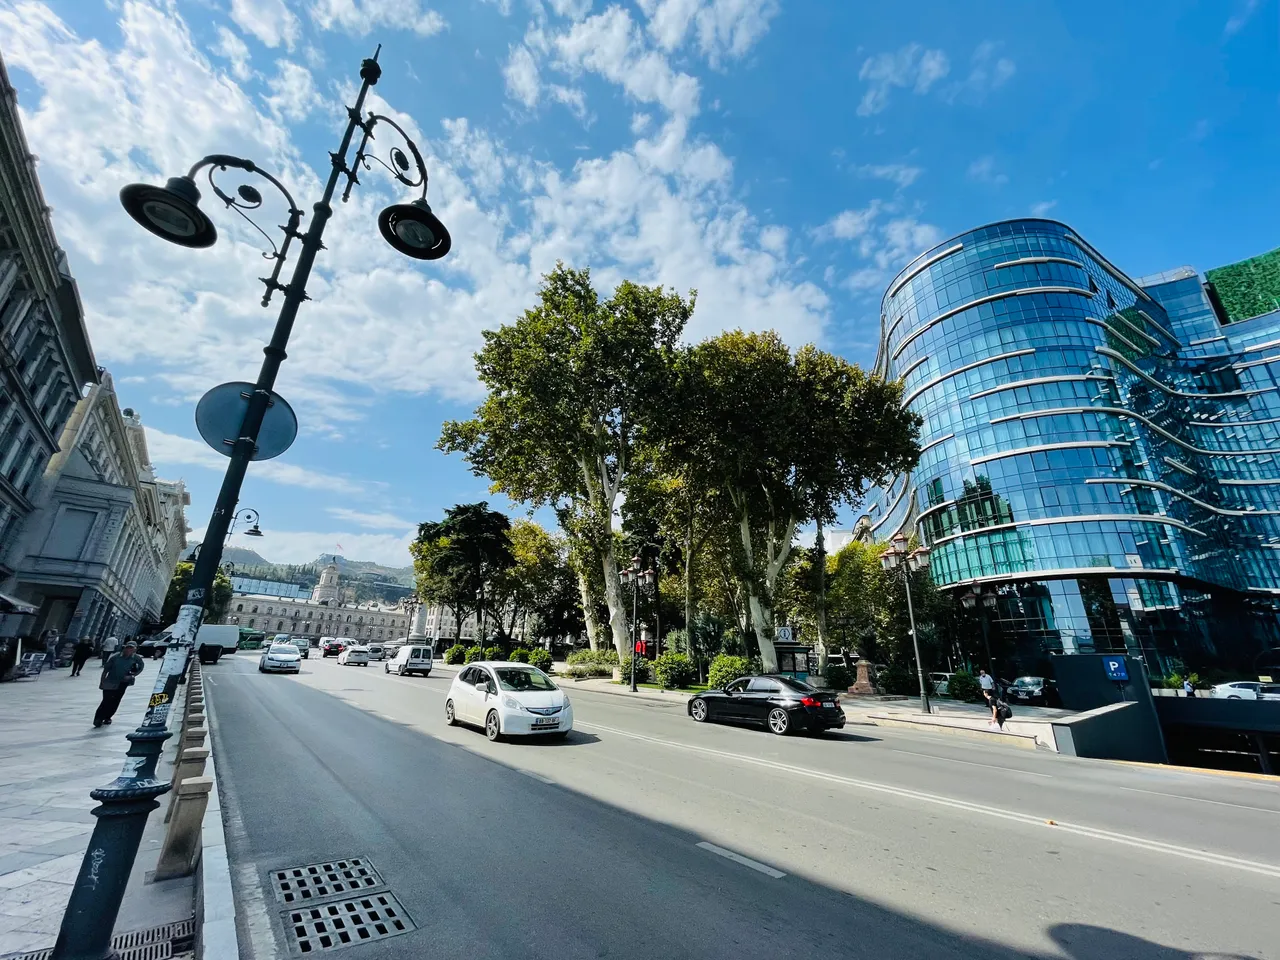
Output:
[[907, 547, 930, 573], [982, 592, 998, 611], [119, 176, 217, 248], [244, 523, 263, 538], [378, 199, 451, 260], [960, 590, 977, 610], [879, 548, 898, 572], [891, 532, 909, 553]]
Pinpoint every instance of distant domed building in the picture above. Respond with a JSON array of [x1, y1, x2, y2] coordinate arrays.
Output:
[[310, 562, 340, 604]]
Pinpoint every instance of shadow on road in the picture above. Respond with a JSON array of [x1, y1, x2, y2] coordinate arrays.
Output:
[[812, 730, 881, 743], [1049, 925, 1255, 959]]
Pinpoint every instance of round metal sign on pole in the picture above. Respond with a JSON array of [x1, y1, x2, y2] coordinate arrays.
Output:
[[195, 381, 297, 461]]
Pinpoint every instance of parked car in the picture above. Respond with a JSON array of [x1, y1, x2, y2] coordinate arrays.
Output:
[[321, 638, 343, 657], [291, 637, 311, 659], [138, 636, 169, 659], [445, 662, 572, 741], [365, 643, 386, 661], [687, 675, 845, 736], [1005, 676, 1058, 706], [929, 672, 955, 696], [386, 643, 433, 677], [259, 642, 301, 674], [1259, 684, 1280, 702], [338, 645, 370, 666], [1210, 681, 1260, 700]]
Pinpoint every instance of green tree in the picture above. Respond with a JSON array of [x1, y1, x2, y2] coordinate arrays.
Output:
[[669, 331, 920, 671], [439, 264, 692, 659], [412, 503, 516, 645], [161, 562, 232, 626]]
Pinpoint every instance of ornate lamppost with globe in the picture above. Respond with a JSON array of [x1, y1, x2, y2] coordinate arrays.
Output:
[[52, 46, 451, 960], [620, 555, 656, 692], [880, 533, 933, 715], [960, 587, 999, 676]]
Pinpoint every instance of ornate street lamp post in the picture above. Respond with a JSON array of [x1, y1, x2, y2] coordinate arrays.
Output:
[[403, 594, 422, 640], [881, 533, 933, 715], [960, 587, 999, 676], [53, 46, 450, 960], [228, 507, 263, 539], [620, 555, 656, 693]]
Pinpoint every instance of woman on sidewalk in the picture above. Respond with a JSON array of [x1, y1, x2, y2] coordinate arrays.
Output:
[[94, 640, 144, 728], [69, 638, 93, 677]]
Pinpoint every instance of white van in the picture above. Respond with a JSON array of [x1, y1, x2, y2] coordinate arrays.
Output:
[[386, 643, 433, 677], [194, 623, 242, 663]]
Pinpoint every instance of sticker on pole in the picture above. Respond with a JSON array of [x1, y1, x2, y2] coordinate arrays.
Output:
[[195, 381, 297, 461], [1103, 657, 1128, 682]]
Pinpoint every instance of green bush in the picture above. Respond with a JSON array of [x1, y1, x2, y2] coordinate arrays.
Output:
[[618, 655, 653, 684], [653, 652, 696, 689], [443, 644, 467, 665], [565, 663, 612, 678], [946, 669, 982, 702], [824, 664, 852, 691], [708, 654, 753, 691], [877, 664, 917, 696], [1164, 672, 1202, 690], [508, 648, 531, 663], [484, 646, 504, 661], [528, 648, 553, 673], [464, 645, 483, 664], [567, 648, 618, 666]]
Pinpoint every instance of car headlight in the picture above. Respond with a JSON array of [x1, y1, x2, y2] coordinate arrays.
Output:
[[561, 696, 570, 709], [503, 696, 524, 711]]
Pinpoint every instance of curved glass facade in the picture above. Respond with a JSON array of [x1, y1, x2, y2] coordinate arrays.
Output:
[[859, 219, 1280, 677]]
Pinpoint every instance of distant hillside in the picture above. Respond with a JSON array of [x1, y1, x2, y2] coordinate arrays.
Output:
[[316, 554, 415, 585], [181, 545, 270, 566]]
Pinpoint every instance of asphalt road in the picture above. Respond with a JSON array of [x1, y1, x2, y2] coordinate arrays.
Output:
[[205, 653, 1280, 959]]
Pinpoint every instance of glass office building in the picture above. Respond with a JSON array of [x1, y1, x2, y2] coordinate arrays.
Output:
[[859, 219, 1280, 679]]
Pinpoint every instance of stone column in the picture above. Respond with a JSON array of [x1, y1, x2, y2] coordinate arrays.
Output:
[[154, 777, 213, 881]]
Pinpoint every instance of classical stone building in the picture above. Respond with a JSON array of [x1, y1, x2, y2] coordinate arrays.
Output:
[[1, 373, 189, 641]]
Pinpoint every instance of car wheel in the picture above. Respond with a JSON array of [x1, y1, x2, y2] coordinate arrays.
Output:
[[258, 665, 265, 673], [445, 700, 457, 726], [398, 665, 407, 677], [768, 708, 790, 736], [690, 698, 709, 722], [485, 710, 502, 742], [384, 664, 389, 673], [549, 731, 569, 741], [423, 672, 431, 678]]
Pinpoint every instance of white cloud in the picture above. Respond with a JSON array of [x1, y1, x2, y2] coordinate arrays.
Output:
[[857, 43, 950, 116], [230, 0, 300, 50], [265, 60, 323, 121], [548, 0, 594, 18], [213, 26, 252, 80], [637, 0, 779, 66], [548, 84, 588, 118], [856, 163, 922, 189], [818, 203, 944, 296], [943, 41, 1015, 103], [308, 0, 446, 37], [503, 43, 540, 107], [145, 428, 368, 496], [1224, 0, 1259, 37], [967, 155, 1008, 186], [1030, 199, 1058, 217], [630, 111, 653, 133], [325, 507, 415, 530]]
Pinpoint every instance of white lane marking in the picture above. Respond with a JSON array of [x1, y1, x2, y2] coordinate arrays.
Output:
[[1116, 785, 1280, 815], [891, 749, 1054, 778], [518, 769, 555, 785], [696, 841, 786, 879], [577, 721, 1280, 880]]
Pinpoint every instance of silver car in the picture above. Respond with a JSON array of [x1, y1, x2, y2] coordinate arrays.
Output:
[[259, 642, 301, 674]]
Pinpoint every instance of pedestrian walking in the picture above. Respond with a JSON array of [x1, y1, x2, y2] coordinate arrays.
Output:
[[41, 628, 60, 668], [69, 639, 94, 677], [94, 640, 144, 728], [100, 633, 120, 664], [978, 668, 998, 723], [1182, 676, 1196, 698]]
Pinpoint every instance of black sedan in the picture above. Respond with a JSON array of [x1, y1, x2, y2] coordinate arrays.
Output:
[[1005, 676, 1060, 706], [687, 675, 846, 735], [322, 640, 344, 658]]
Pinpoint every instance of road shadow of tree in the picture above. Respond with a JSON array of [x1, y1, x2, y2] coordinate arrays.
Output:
[[1049, 925, 1257, 960]]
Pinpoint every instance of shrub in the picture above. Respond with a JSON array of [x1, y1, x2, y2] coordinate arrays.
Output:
[[653, 652, 696, 689], [464, 645, 483, 664], [618, 654, 653, 684], [946, 669, 982, 702], [567, 648, 618, 666], [484, 646, 504, 661], [528, 648, 553, 673], [1164, 672, 1202, 690], [565, 663, 611, 678], [443, 644, 467, 665], [823, 663, 852, 691], [508, 648, 531, 663], [877, 664, 917, 696], [708, 654, 753, 691]]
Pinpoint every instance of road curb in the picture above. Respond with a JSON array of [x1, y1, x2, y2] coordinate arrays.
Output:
[[867, 714, 1041, 749], [1108, 759, 1278, 782], [196, 692, 238, 960]]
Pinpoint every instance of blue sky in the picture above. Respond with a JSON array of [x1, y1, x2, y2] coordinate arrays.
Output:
[[0, 0, 1275, 566]]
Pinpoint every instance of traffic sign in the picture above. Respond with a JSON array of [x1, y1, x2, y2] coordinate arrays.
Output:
[[195, 381, 297, 461], [1103, 657, 1128, 682], [776, 626, 793, 642]]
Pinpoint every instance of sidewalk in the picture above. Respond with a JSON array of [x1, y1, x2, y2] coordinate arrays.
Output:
[[0, 660, 194, 957]]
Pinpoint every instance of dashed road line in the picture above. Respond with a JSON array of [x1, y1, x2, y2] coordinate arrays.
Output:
[[696, 841, 787, 878]]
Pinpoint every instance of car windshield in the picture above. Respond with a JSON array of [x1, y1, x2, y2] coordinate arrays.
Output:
[[269, 644, 295, 654], [775, 676, 817, 693], [1013, 677, 1041, 687], [494, 667, 557, 692]]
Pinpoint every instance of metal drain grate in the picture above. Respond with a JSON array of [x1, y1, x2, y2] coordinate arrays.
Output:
[[271, 858, 384, 904], [4, 918, 194, 960], [285, 893, 414, 954]]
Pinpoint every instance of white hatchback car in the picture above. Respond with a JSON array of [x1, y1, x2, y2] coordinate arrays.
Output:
[[338, 645, 370, 667], [446, 662, 572, 741], [259, 642, 301, 674], [1210, 681, 1260, 700]]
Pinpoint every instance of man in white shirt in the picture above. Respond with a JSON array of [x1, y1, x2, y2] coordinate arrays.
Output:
[[101, 634, 120, 664], [979, 669, 998, 726]]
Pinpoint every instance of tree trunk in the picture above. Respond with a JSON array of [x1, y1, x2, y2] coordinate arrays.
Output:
[[815, 517, 828, 674], [577, 570, 600, 651], [600, 539, 630, 659], [748, 593, 779, 672]]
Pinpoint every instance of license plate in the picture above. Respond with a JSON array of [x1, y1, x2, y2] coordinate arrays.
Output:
[[822, 701, 836, 708], [1014, 691, 1027, 698], [532, 717, 558, 727]]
